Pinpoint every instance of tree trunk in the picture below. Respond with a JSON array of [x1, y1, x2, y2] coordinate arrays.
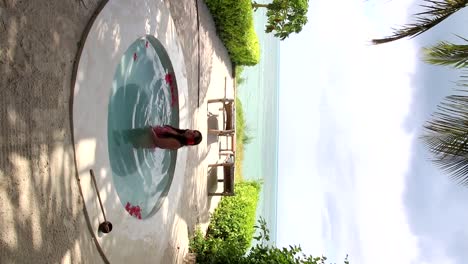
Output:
[[251, 3, 269, 9]]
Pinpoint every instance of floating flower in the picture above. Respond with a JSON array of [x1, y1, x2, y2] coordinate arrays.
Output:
[[164, 73, 173, 84], [125, 202, 143, 220], [164, 73, 177, 106], [133, 52, 138, 61]]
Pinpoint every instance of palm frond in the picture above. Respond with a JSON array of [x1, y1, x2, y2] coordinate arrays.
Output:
[[372, 0, 468, 45], [421, 89, 468, 185], [423, 36, 468, 68]]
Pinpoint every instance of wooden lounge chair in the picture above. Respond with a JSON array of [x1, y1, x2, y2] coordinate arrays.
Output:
[[208, 155, 235, 196], [207, 98, 235, 136], [208, 98, 235, 156]]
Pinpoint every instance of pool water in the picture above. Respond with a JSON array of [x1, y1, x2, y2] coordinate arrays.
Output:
[[107, 35, 179, 219]]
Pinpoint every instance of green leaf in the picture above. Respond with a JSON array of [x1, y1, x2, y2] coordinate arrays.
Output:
[[372, 0, 468, 44], [421, 89, 468, 185]]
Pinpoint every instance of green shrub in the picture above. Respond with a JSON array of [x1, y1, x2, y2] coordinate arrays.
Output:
[[235, 97, 246, 181], [190, 181, 261, 263], [236, 97, 254, 145], [204, 0, 260, 65], [190, 231, 245, 264], [191, 218, 351, 264], [207, 181, 260, 248], [246, 218, 350, 264], [235, 66, 246, 85], [236, 98, 246, 144]]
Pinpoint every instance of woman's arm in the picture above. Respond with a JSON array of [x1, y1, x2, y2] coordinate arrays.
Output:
[[157, 138, 182, 149], [151, 126, 183, 149], [162, 125, 179, 135], [153, 126, 174, 138]]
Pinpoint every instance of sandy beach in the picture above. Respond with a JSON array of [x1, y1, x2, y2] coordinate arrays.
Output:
[[0, 0, 233, 263]]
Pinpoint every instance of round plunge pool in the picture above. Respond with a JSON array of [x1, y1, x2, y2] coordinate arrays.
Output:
[[107, 35, 179, 219]]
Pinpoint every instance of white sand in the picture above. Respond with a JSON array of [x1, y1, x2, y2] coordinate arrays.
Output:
[[0, 0, 233, 263]]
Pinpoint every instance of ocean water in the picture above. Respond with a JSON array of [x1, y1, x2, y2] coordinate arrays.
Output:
[[237, 6, 280, 245]]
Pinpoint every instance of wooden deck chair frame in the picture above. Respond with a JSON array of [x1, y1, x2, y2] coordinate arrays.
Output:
[[207, 156, 235, 196], [208, 98, 235, 157]]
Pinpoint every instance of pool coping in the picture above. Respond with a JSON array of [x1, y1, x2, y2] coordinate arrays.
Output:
[[70, 1, 110, 262], [69, 0, 192, 262]]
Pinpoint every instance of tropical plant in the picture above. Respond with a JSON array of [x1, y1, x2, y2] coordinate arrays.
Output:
[[423, 36, 468, 68], [421, 88, 468, 185], [204, 0, 260, 65], [191, 217, 351, 264], [236, 98, 255, 146], [246, 218, 350, 264], [236, 66, 247, 85], [242, 126, 254, 145], [371, 0, 468, 44], [369, 0, 468, 185], [420, 36, 468, 185], [190, 181, 261, 263], [252, 0, 309, 40]]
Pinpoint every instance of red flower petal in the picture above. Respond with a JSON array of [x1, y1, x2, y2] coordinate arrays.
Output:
[[133, 52, 138, 61], [164, 73, 173, 84]]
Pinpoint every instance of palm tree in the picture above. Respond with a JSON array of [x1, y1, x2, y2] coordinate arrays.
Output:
[[372, 0, 468, 45], [422, 39, 468, 185], [422, 87, 468, 185], [423, 36, 468, 68], [369, 0, 468, 184]]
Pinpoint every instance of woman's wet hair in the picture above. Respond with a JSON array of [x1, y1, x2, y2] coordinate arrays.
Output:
[[192, 130, 203, 145]]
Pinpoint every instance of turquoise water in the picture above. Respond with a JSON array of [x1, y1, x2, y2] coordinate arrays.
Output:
[[107, 36, 179, 219], [237, 6, 280, 244]]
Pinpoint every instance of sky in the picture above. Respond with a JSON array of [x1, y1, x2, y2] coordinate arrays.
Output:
[[277, 0, 468, 263]]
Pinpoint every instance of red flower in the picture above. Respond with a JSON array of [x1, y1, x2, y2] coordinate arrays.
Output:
[[133, 52, 138, 61], [145, 41, 149, 48], [164, 73, 173, 84], [125, 202, 143, 220], [163, 73, 177, 106]]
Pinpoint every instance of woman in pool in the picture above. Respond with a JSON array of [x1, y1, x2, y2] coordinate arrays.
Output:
[[118, 125, 202, 149]]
